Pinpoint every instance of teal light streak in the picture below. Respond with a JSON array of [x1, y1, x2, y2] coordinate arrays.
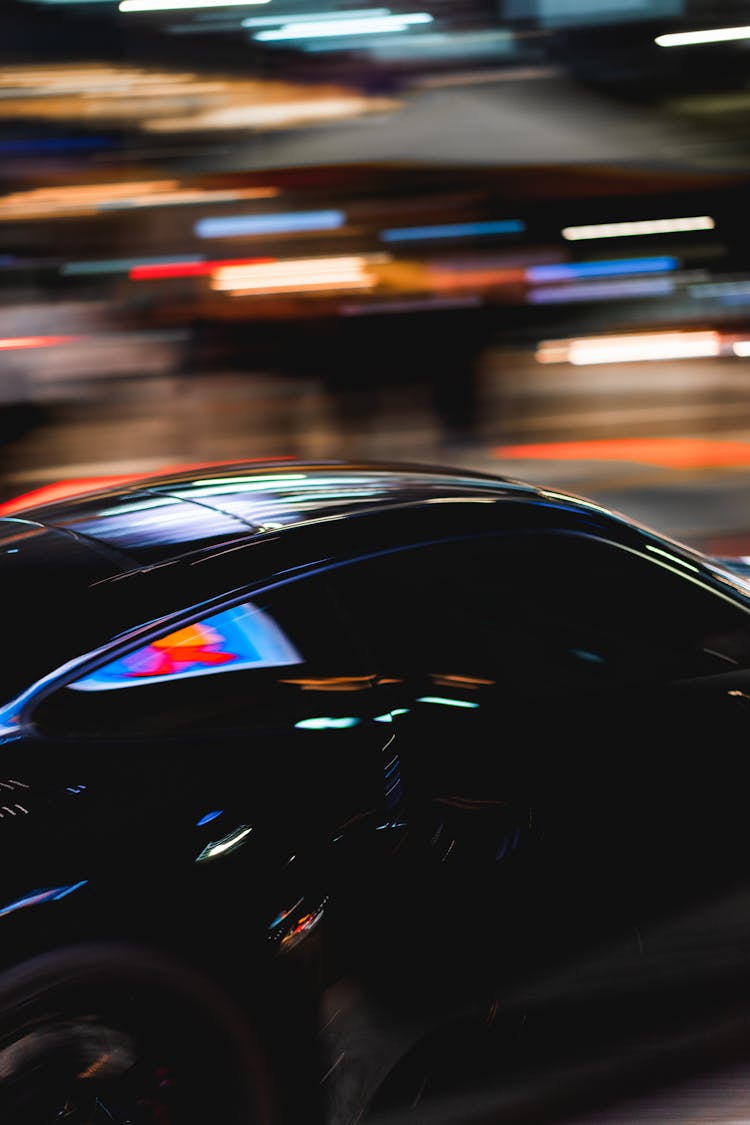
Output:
[[416, 696, 479, 709]]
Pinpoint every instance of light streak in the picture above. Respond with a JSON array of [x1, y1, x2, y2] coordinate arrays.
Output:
[[416, 696, 479, 709], [212, 254, 379, 295], [562, 216, 715, 241], [195, 209, 344, 239], [130, 257, 273, 280], [0, 335, 77, 350], [381, 218, 524, 242], [655, 25, 750, 46], [525, 256, 679, 282], [535, 330, 722, 365], [254, 12, 431, 38]]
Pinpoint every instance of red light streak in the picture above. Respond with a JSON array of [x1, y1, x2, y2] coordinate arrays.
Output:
[[0, 335, 77, 350], [130, 257, 275, 280]]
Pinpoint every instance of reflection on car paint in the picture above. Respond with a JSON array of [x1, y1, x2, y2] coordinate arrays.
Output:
[[196, 809, 223, 827], [196, 824, 253, 862], [294, 716, 361, 730], [267, 892, 329, 952], [268, 896, 305, 931], [279, 675, 374, 691], [415, 696, 480, 709], [0, 880, 88, 919]]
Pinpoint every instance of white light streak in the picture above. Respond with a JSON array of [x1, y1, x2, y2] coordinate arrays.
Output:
[[212, 254, 383, 295], [536, 330, 722, 366], [655, 25, 750, 47], [416, 695, 479, 709], [562, 216, 715, 241], [197, 825, 253, 861], [254, 12, 432, 38]]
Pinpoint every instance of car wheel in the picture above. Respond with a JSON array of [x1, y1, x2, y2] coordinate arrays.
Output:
[[0, 943, 282, 1125]]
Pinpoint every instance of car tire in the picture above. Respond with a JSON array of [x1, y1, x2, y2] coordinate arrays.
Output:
[[0, 942, 284, 1125]]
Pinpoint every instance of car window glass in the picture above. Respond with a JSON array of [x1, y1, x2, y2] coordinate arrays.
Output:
[[317, 532, 750, 688], [69, 601, 303, 692], [32, 579, 371, 739]]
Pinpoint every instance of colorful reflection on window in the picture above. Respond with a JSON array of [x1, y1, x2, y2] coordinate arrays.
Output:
[[71, 602, 302, 691]]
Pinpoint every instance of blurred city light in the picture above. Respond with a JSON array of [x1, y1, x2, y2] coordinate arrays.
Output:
[[0, 336, 78, 351], [690, 279, 750, 300], [525, 257, 679, 283], [655, 25, 750, 47], [360, 28, 516, 60], [62, 255, 205, 276], [0, 182, 277, 221], [0, 64, 227, 99], [195, 210, 345, 239], [211, 254, 384, 294], [536, 330, 723, 365], [253, 12, 433, 40], [0, 181, 177, 221], [0, 63, 393, 133], [527, 277, 675, 303], [381, 219, 525, 242], [561, 217, 716, 240], [130, 258, 274, 280], [493, 439, 750, 470]]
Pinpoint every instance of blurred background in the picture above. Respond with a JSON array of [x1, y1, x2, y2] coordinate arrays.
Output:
[[4, 0, 750, 554]]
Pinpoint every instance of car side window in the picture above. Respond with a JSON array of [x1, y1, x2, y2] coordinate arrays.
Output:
[[317, 532, 750, 689], [70, 601, 304, 692], [31, 579, 370, 739]]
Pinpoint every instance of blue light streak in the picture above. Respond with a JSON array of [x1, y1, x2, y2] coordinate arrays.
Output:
[[380, 219, 525, 243], [195, 210, 345, 239], [197, 810, 224, 826], [526, 256, 679, 283], [0, 880, 88, 919]]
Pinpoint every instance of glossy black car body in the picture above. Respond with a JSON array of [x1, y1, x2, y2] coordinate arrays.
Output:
[[4, 458, 750, 1125]]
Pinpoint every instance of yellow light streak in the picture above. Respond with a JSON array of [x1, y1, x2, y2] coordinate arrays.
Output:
[[536, 330, 722, 365]]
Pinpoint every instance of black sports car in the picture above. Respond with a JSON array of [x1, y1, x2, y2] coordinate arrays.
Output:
[[3, 458, 750, 1125]]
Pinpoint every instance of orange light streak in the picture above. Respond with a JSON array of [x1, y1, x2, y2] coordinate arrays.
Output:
[[0, 335, 77, 350], [493, 437, 750, 470]]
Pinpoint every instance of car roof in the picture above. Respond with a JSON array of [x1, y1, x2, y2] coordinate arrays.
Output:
[[0, 459, 540, 568], [0, 461, 548, 707], [0, 460, 736, 712]]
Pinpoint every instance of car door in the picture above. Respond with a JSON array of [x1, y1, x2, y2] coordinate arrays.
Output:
[[309, 522, 750, 995], [20, 573, 403, 941]]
